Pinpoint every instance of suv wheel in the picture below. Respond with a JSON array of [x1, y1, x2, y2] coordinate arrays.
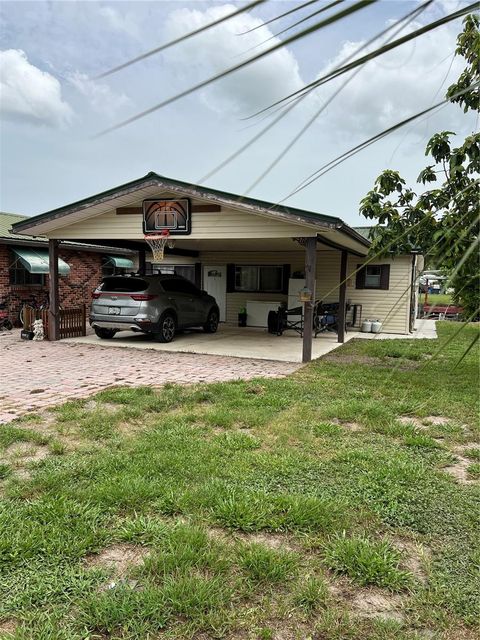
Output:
[[94, 327, 117, 339], [155, 312, 176, 343], [203, 309, 219, 334]]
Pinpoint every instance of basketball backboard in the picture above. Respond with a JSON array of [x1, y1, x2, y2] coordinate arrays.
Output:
[[143, 199, 191, 235]]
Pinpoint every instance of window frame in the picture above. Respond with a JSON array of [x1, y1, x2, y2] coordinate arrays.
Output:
[[233, 265, 284, 294], [364, 265, 382, 289], [8, 252, 46, 287], [356, 263, 390, 291]]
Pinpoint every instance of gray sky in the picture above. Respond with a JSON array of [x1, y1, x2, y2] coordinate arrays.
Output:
[[0, 0, 477, 225]]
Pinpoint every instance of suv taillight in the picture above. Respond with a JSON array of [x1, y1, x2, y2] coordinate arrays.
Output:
[[92, 292, 101, 299], [130, 294, 158, 301]]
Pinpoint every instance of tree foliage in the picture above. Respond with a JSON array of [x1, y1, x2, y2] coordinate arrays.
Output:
[[360, 14, 480, 317]]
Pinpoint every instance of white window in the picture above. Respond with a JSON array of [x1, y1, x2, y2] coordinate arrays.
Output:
[[235, 265, 283, 292], [365, 265, 382, 288]]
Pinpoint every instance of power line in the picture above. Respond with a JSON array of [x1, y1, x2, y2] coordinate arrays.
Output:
[[95, 0, 377, 136], [95, 0, 268, 79]]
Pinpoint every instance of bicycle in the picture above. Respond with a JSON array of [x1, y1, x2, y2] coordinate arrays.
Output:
[[19, 293, 50, 327]]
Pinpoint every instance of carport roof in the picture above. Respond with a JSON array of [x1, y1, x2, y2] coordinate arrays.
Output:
[[11, 172, 370, 249]]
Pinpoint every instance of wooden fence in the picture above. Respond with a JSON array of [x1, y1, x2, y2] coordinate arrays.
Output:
[[23, 305, 86, 339]]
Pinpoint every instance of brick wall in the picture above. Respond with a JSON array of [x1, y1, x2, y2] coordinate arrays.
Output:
[[0, 244, 103, 326]]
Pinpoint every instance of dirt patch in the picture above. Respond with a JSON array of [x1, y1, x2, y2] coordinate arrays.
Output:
[[349, 589, 405, 623], [0, 619, 17, 636], [454, 443, 480, 455], [398, 415, 460, 430], [234, 531, 295, 551], [84, 544, 149, 578], [442, 455, 477, 485], [392, 539, 429, 584], [332, 418, 362, 432], [4, 442, 49, 464], [84, 400, 119, 413]]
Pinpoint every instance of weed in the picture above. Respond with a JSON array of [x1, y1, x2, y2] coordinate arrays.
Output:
[[324, 535, 411, 590], [237, 543, 298, 582]]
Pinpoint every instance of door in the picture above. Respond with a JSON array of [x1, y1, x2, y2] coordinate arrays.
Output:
[[203, 266, 226, 322]]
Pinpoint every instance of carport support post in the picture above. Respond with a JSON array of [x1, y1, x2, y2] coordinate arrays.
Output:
[[338, 249, 348, 343], [48, 239, 60, 341], [302, 237, 317, 363]]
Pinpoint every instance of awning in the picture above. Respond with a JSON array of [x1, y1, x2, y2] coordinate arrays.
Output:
[[11, 247, 70, 275], [105, 255, 134, 269]]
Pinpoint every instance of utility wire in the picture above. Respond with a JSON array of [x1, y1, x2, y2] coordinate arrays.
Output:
[[242, 0, 432, 195], [95, 0, 377, 136], [236, 0, 322, 35], [281, 81, 479, 202], [245, 2, 478, 119], [244, 0, 344, 51], [199, 0, 432, 183], [95, 0, 268, 79]]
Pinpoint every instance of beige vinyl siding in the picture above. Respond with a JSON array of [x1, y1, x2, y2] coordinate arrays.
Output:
[[200, 250, 412, 334], [200, 251, 304, 325], [346, 255, 412, 334], [48, 199, 317, 241]]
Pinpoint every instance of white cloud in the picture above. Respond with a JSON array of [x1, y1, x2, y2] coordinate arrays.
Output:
[[0, 49, 73, 127], [69, 72, 131, 116], [315, 19, 464, 138], [98, 6, 140, 39], [162, 4, 305, 116]]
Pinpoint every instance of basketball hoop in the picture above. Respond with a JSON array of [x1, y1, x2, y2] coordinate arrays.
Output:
[[144, 229, 170, 262]]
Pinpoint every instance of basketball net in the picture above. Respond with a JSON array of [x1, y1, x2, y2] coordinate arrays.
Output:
[[144, 229, 171, 262]]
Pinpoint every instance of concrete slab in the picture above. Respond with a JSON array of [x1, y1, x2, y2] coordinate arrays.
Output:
[[64, 325, 350, 363], [354, 319, 437, 341]]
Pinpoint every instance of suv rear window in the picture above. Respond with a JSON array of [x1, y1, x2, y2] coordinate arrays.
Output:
[[100, 277, 148, 293]]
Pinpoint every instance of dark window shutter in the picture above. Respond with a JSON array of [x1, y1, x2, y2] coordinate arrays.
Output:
[[226, 264, 235, 293], [356, 264, 366, 289], [282, 264, 291, 294], [380, 264, 390, 290], [195, 262, 202, 289]]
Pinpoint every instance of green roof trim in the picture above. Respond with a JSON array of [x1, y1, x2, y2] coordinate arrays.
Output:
[[105, 255, 134, 269], [352, 226, 374, 240], [11, 247, 70, 275], [10, 173, 370, 248]]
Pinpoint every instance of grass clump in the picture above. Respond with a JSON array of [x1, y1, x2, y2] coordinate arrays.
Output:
[[141, 523, 227, 577], [293, 575, 329, 612], [463, 448, 480, 462], [237, 543, 298, 583], [0, 462, 11, 479], [324, 535, 411, 590], [212, 491, 349, 534], [467, 463, 480, 479]]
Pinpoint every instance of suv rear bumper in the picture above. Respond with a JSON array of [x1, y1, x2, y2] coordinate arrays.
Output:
[[90, 318, 154, 333]]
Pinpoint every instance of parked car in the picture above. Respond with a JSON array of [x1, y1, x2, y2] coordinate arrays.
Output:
[[90, 274, 219, 342]]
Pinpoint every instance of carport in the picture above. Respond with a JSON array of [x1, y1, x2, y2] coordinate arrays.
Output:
[[11, 172, 411, 363]]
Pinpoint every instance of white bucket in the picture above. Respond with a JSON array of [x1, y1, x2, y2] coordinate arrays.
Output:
[[361, 320, 372, 333], [371, 320, 382, 333]]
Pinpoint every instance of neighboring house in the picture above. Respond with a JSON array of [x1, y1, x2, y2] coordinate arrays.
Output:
[[0, 212, 135, 325], [11, 173, 422, 359]]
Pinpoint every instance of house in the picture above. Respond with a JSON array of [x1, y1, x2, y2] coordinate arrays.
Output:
[[11, 173, 423, 360], [0, 212, 134, 326]]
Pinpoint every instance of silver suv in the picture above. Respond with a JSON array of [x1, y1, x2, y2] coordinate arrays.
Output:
[[90, 274, 219, 342]]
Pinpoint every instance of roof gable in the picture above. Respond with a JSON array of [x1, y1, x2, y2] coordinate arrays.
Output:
[[11, 172, 369, 249]]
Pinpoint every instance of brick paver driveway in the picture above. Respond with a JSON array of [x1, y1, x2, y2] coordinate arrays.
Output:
[[0, 331, 300, 423]]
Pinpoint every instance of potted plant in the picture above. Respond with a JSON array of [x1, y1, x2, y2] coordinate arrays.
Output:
[[238, 307, 247, 327]]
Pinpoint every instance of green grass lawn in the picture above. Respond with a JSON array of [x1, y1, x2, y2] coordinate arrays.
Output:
[[422, 293, 454, 306], [0, 323, 479, 640]]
